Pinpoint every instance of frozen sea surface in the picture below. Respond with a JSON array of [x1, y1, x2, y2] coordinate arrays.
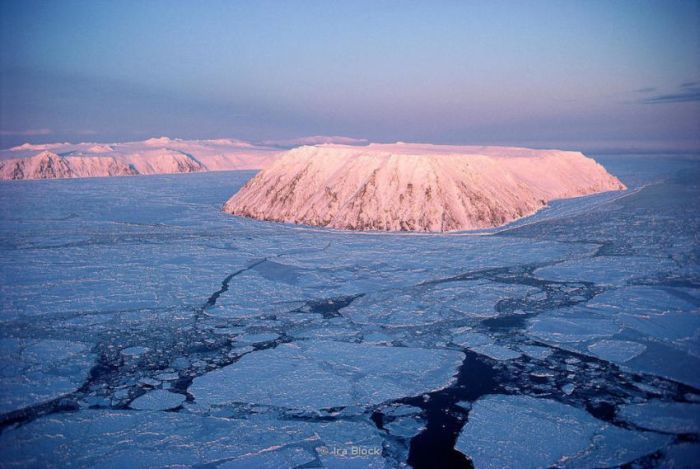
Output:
[[455, 394, 670, 468], [0, 155, 698, 467]]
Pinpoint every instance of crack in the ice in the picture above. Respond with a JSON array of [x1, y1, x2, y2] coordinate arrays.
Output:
[[289, 294, 365, 320], [3, 221, 696, 464], [202, 258, 268, 311]]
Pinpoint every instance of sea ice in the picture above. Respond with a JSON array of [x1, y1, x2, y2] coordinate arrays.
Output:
[[587, 339, 647, 364], [234, 332, 279, 344], [561, 383, 576, 395], [343, 280, 539, 327], [540, 283, 700, 386], [533, 256, 676, 285], [565, 424, 672, 468], [381, 404, 426, 440], [451, 331, 493, 348], [663, 443, 700, 468], [190, 340, 464, 411], [0, 410, 384, 467], [617, 400, 700, 434], [455, 394, 669, 468], [219, 446, 317, 468], [457, 394, 595, 468], [469, 343, 522, 361], [0, 338, 95, 414], [527, 307, 621, 343], [0, 156, 697, 466], [587, 286, 697, 314], [129, 390, 185, 411], [624, 340, 700, 389], [120, 346, 150, 357], [517, 344, 554, 360], [617, 311, 700, 343]]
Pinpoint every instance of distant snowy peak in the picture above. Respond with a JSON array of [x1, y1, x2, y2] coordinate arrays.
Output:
[[203, 138, 254, 147], [0, 137, 280, 180], [143, 136, 175, 146], [262, 135, 369, 148], [87, 144, 114, 153], [8, 142, 70, 152], [142, 136, 253, 148], [224, 143, 626, 232]]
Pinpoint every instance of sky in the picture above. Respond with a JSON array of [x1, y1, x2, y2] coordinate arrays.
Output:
[[1, 0, 699, 152]]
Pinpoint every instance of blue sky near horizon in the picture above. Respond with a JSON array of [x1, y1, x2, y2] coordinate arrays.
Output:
[[1, 0, 698, 152]]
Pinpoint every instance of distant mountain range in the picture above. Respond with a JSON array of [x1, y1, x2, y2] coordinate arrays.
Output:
[[0, 137, 280, 180]]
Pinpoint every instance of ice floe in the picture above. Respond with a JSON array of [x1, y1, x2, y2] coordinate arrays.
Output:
[[527, 307, 621, 343], [190, 340, 464, 412], [618, 400, 700, 434], [587, 339, 647, 364], [533, 256, 677, 285], [343, 281, 539, 327], [0, 338, 94, 414], [455, 394, 669, 468], [0, 410, 385, 467], [129, 390, 185, 411]]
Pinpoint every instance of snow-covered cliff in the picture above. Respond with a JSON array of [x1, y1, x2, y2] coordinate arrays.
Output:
[[0, 137, 279, 180], [223, 143, 626, 232], [0, 151, 138, 180]]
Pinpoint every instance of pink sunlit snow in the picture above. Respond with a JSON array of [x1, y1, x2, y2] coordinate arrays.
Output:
[[224, 143, 626, 232], [0, 138, 279, 180]]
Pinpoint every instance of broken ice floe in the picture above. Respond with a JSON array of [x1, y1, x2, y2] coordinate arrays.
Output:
[[617, 400, 700, 434], [0, 409, 386, 467], [516, 344, 553, 360], [129, 389, 185, 411], [587, 339, 647, 364], [120, 346, 150, 358], [342, 280, 539, 327], [587, 286, 697, 314], [527, 306, 621, 343], [0, 338, 94, 414], [455, 394, 670, 468], [533, 256, 677, 286], [190, 340, 464, 412], [448, 329, 522, 360]]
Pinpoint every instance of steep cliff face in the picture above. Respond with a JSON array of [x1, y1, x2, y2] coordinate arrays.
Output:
[[0, 137, 280, 180], [62, 156, 139, 178], [223, 143, 626, 232], [0, 152, 138, 180], [119, 150, 206, 174]]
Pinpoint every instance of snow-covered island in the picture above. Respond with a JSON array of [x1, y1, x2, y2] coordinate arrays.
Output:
[[0, 137, 279, 180], [224, 143, 627, 232]]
